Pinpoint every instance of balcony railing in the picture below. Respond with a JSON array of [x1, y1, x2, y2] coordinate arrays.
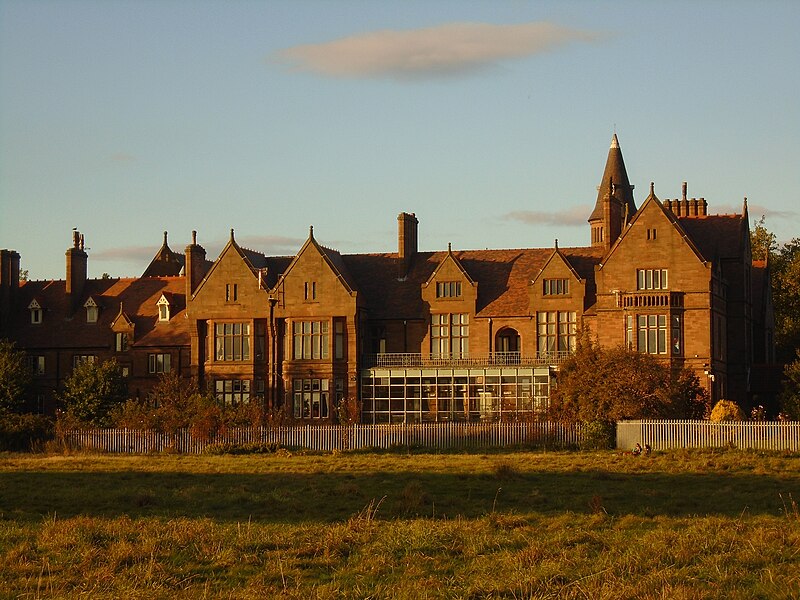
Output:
[[617, 291, 684, 308], [362, 352, 571, 369]]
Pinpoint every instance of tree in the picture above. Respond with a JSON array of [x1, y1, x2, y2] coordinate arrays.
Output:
[[750, 215, 777, 262], [60, 359, 128, 427], [750, 218, 800, 364], [549, 336, 708, 424], [0, 339, 32, 414], [778, 350, 800, 420], [772, 238, 800, 363]]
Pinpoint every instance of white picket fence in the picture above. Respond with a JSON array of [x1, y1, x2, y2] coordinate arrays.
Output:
[[617, 420, 800, 451], [61, 421, 584, 454]]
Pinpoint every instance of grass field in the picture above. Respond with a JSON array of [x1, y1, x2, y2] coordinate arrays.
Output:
[[1, 448, 799, 599]]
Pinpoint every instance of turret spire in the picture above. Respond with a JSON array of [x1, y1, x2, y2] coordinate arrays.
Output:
[[588, 134, 637, 250]]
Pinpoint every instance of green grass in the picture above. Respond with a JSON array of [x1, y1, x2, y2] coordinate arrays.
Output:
[[1, 449, 799, 598]]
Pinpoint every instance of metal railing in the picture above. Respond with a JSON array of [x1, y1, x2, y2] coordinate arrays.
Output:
[[617, 420, 800, 451], [362, 352, 571, 369], [60, 422, 584, 453]]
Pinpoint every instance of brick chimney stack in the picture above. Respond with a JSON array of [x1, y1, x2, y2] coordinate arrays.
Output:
[[397, 212, 418, 278], [0, 249, 21, 333], [185, 230, 207, 299], [65, 230, 88, 311]]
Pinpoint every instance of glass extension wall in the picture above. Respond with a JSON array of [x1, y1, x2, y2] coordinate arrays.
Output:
[[360, 367, 552, 423]]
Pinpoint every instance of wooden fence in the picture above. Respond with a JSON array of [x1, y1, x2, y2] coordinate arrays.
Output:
[[60, 421, 584, 454], [617, 420, 800, 452]]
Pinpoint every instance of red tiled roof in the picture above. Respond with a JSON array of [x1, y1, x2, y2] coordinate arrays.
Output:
[[11, 276, 190, 349], [343, 246, 603, 319]]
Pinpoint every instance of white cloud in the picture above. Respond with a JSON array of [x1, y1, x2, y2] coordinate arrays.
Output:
[[504, 206, 590, 227], [276, 22, 602, 80]]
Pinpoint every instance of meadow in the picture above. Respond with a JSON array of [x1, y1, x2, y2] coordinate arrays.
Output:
[[1, 448, 799, 599]]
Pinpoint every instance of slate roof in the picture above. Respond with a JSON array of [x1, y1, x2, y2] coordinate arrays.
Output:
[[142, 233, 185, 277], [676, 214, 745, 261]]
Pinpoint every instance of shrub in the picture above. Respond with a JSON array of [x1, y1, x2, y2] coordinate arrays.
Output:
[[0, 411, 54, 451], [710, 399, 746, 422], [550, 335, 708, 423], [202, 441, 280, 455], [581, 420, 616, 450]]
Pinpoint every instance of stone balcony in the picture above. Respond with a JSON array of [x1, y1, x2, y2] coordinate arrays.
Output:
[[616, 290, 684, 309]]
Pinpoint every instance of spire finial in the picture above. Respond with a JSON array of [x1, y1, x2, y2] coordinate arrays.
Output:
[[610, 133, 619, 149]]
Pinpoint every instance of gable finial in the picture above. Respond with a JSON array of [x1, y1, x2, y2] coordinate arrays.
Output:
[[554, 238, 559, 249], [448, 242, 452, 253], [192, 230, 197, 245], [309, 225, 314, 239], [650, 182, 655, 196], [163, 231, 168, 245], [230, 228, 235, 241]]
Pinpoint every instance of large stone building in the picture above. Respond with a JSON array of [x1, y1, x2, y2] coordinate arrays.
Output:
[[0, 136, 775, 421]]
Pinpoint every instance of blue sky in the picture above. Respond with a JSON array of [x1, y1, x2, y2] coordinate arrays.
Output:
[[1, 0, 798, 280]]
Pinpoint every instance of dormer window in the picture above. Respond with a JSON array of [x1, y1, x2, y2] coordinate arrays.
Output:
[[156, 295, 171, 321], [84, 297, 99, 323], [28, 299, 43, 324]]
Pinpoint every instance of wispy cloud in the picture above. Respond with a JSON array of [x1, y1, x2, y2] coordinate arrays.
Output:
[[504, 206, 590, 227], [92, 235, 305, 267], [235, 234, 304, 255], [744, 204, 798, 220], [275, 22, 602, 80], [92, 245, 155, 263]]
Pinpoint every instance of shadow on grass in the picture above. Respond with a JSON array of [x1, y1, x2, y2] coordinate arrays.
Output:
[[2, 469, 797, 523]]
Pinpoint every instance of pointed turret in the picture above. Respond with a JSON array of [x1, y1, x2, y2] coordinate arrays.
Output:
[[589, 134, 636, 250], [142, 231, 185, 277]]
